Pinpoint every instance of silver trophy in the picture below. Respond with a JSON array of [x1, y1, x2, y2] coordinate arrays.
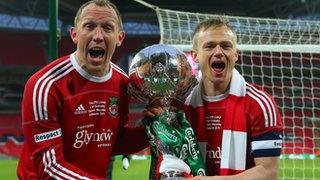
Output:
[[128, 44, 197, 114], [128, 44, 205, 179]]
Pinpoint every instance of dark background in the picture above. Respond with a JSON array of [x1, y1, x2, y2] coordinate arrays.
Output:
[[1, 0, 320, 24]]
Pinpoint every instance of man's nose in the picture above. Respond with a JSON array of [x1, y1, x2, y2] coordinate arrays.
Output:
[[93, 28, 104, 42], [213, 45, 223, 58]]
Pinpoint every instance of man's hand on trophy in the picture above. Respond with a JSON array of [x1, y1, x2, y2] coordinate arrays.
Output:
[[143, 107, 163, 117], [143, 106, 180, 118], [143, 98, 164, 117], [143, 98, 181, 117]]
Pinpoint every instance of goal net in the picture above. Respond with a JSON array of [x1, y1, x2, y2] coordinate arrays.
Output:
[[135, 1, 320, 179]]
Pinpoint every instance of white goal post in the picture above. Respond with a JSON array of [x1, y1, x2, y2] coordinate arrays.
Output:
[[154, 8, 320, 54], [134, 0, 320, 179]]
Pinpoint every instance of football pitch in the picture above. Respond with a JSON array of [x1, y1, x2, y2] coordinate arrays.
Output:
[[1, 157, 319, 179]]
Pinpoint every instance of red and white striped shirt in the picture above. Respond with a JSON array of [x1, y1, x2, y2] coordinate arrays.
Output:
[[184, 69, 283, 176]]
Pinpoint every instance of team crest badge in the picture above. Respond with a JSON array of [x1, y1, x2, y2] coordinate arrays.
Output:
[[109, 97, 118, 117]]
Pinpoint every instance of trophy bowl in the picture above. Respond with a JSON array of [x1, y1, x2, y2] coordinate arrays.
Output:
[[128, 44, 206, 179], [128, 44, 197, 111]]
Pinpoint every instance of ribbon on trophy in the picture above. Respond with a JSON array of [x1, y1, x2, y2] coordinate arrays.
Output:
[[143, 110, 206, 179]]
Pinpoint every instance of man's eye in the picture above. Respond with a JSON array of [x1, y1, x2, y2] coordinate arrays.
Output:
[[85, 24, 94, 30], [104, 26, 113, 32], [225, 46, 233, 50], [204, 44, 214, 49], [222, 43, 233, 49]]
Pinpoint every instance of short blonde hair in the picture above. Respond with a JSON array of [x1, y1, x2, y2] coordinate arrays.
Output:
[[192, 16, 236, 50], [74, 0, 123, 30]]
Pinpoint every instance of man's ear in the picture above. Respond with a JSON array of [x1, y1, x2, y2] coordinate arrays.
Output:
[[235, 49, 239, 62], [70, 27, 77, 44], [190, 49, 199, 63], [116, 31, 126, 47]]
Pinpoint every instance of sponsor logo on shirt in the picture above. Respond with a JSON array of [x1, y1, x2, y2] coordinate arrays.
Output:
[[74, 104, 87, 115], [108, 97, 118, 117], [34, 128, 62, 143], [73, 129, 113, 148], [207, 147, 221, 159]]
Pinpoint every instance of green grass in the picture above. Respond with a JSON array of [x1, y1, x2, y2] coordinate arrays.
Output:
[[1, 158, 319, 179], [0, 159, 18, 180], [279, 159, 320, 179], [112, 157, 150, 180], [0, 157, 150, 180]]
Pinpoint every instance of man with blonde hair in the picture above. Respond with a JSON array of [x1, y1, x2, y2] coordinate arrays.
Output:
[[185, 16, 283, 180]]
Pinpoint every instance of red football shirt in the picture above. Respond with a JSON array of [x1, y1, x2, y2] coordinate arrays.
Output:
[[184, 83, 283, 176], [17, 53, 147, 179], [202, 94, 228, 175]]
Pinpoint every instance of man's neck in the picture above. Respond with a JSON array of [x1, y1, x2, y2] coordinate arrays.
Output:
[[202, 79, 230, 96]]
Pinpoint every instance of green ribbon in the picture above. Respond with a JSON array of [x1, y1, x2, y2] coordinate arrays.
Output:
[[143, 110, 206, 179]]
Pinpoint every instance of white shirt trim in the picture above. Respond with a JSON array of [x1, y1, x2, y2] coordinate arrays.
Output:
[[70, 52, 112, 83], [203, 91, 229, 102]]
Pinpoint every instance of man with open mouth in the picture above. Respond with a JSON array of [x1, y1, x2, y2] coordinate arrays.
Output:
[[17, 0, 148, 179], [185, 16, 284, 180]]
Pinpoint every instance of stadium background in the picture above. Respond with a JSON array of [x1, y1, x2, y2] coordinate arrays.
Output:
[[0, 0, 319, 179]]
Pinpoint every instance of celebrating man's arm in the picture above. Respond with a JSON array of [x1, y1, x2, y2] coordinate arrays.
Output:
[[17, 78, 102, 180]]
